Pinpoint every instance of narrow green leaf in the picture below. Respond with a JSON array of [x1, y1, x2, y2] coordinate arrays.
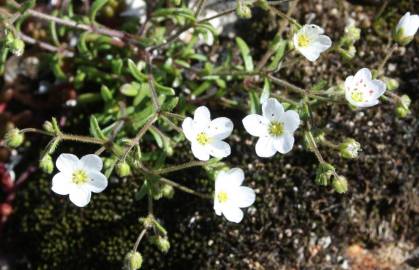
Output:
[[89, 115, 107, 140], [235, 37, 254, 71], [127, 59, 148, 81], [89, 0, 108, 22]]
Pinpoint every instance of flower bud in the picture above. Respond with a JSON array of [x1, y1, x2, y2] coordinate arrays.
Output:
[[315, 163, 334, 186], [161, 184, 174, 199], [383, 77, 399, 91], [151, 236, 170, 253], [395, 94, 411, 118], [40, 154, 54, 174], [10, 38, 25, 56], [332, 176, 348, 194], [393, 12, 419, 46], [116, 161, 131, 177], [339, 46, 356, 60], [395, 106, 410, 118], [236, 1, 252, 19], [339, 138, 361, 159], [5, 128, 24, 148], [344, 23, 361, 43], [255, 0, 269, 10], [43, 121, 55, 133], [124, 251, 142, 270]]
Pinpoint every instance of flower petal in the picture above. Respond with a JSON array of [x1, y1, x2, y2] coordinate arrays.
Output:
[[298, 47, 321, 62], [193, 106, 211, 128], [222, 205, 244, 223], [222, 168, 245, 187], [282, 110, 300, 133], [312, 35, 332, 52], [182, 117, 195, 141], [262, 98, 284, 121], [86, 171, 108, 193], [273, 134, 295, 154], [207, 140, 231, 159], [69, 187, 91, 207], [242, 114, 268, 137], [51, 172, 72, 195], [370, 80, 386, 99], [305, 24, 324, 35], [208, 117, 234, 140], [191, 142, 210, 161], [344, 75, 354, 90], [56, 154, 79, 173], [354, 68, 372, 82], [255, 136, 276, 158], [81, 154, 103, 171], [233, 186, 255, 208]]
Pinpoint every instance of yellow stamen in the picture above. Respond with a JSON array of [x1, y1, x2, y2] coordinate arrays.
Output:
[[72, 169, 89, 185], [351, 91, 364, 102], [196, 132, 210, 145], [297, 34, 311, 47], [217, 191, 229, 203], [269, 122, 284, 137]]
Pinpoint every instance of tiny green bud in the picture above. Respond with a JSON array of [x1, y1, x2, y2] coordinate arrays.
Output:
[[5, 128, 24, 148], [10, 38, 25, 56], [399, 94, 411, 109], [161, 184, 174, 199], [339, 138, 361, 159], [151, 236, 170, 253], [170, 0, 181, 5], [124, 251, 142, 270], [339, 46, 356, 60], [40, 154, 54, 174], [383, 77, 399, 91], [344, 24, 361, 43], [116, 161, 131, 177], [236, 1, 252, 19], [43, 121, 55, 133], [332, 176, 348, 194], [255, 0, 269, 10], [395, 106, 410, 118], [315, 163, 335, 186]]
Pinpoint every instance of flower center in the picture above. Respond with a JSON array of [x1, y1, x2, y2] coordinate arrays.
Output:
[[351, 90, 364, 102], [268, 122, 284, 137], [196, 132, 210, 145], [297, 34, 311, 47], [217, 191, 229, 203], [72, 169, 89, 185]]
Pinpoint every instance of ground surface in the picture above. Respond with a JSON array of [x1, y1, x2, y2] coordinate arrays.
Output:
[[1, 0, 418, 269]]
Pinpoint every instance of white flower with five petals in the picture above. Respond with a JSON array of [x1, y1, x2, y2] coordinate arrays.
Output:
[[344, 68, 386, 108], [293, 24, 332, 62], [182, 106, 233, 161], [395, 12, 419, 45], [243, 98, 300, 158], [214, 168, 255, 223], [51, 154, 108, 207]]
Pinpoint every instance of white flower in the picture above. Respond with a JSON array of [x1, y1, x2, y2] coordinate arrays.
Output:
[[395, 12, 419, 44], [121, 0, 146, 23], [293, 24, 332, 62], [51, 154, 108, 207], [242, 98, 300, 158], [214, 168, 255, 223], [182, 106, 233, 161], [344, 68, 386, 108]]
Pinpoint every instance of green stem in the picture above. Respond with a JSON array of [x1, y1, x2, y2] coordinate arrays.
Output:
[[159, 176, 212, 199], [155, 161, 208, 175]]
